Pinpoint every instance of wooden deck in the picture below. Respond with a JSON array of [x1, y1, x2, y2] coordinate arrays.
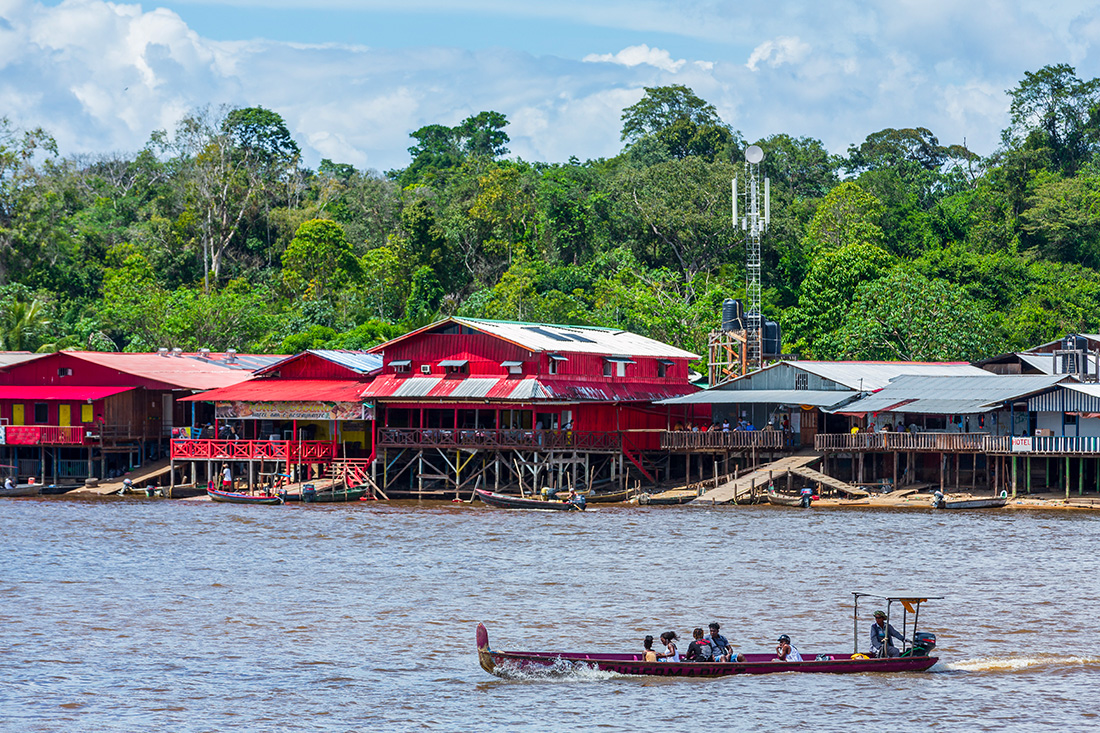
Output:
[[816, 433, 1008, 453], [693, 455, 822, 504], [660, 430, 785, 451]]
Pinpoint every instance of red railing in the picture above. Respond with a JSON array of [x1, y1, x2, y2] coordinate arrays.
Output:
[[377, 428, 623, 451], [1, 425, 86, 445], [170, 439, 339, 461]]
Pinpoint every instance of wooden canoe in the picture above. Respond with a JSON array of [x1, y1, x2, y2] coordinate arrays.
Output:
[[475, 488, 584, 511], [938, 496, 1008, 510], [766, 492, 808, 507], [207, 486, 284, 505], [304, 486, 370, 503], [0, 484, 40, 497], [476, 623, 936, 678]]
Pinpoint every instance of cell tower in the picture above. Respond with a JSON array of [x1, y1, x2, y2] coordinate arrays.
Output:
[[732, 145, 769, 372]]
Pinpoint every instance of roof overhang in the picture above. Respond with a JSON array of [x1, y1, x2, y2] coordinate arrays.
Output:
[[657, 389, 857, 408]]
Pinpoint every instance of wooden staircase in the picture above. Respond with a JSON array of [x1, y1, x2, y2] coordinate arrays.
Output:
[[692, 455, 822, 504]]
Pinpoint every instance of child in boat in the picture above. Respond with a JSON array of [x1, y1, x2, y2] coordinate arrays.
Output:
[[685, 627, 715, 661], [643, 635, 657, 662], [774, 634, 802, 662], [656, 632, 679, 662]]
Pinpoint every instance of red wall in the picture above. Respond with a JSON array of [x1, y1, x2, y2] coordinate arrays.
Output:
[[271, 354, 365, 380]]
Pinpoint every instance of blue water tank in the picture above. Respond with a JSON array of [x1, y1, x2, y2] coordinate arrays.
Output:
[[722, 299, 744, 332], [763, 320, 782, 355]]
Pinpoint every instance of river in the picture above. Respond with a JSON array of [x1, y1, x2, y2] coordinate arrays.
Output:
[[1, 497, 1097, 732]]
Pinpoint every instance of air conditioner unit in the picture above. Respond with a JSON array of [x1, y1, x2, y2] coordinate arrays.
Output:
[[420, 365, 432, 374]]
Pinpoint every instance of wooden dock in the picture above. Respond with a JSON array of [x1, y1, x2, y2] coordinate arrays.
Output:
[[692, 455, 822, 505]]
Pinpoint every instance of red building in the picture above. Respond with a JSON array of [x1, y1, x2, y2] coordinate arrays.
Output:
[[364, 317, 700, 498], [172, 350, 381, 492], [0, 350, 280, 483]]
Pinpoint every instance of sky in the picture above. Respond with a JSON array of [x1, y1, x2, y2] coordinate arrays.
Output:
[[3, 0, 1100, 172]]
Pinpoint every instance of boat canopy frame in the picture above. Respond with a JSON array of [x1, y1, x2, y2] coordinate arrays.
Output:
[[853, 592, 944, 657]]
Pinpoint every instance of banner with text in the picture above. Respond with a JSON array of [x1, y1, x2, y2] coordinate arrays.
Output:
[[215, 401, 373, 421]]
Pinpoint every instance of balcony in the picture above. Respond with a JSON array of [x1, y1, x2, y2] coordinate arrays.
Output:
[[0, 425, 86, 446], [815, 432, 1005, 453], [660, 430, 785, 450], [377, 428, 623, 452], [170, 439, 339, 462]]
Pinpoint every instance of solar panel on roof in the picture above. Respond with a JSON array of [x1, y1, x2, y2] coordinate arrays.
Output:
[[522, 326, 570, 342]]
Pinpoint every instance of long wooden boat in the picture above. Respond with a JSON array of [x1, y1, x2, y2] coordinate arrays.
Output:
[[475, 488, 584, 511], [937, 496, 1008, 510], [554, 487, 634, 503], [0, 484, 40, 498], [207, 486, 283, 505], [637, 489, 697, 505], [305, 486, 370, 503], [476, 623, 937, 678]]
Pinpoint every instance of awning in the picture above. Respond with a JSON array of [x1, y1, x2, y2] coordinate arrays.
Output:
[[0, 385, 136, 400], [657, 389, 856, 408], [548, 354, 568, 361], [438, 359, 468, 367], [389, 359, 411, 367], [604, 355, 637, 364], [500, 361, 523, 367], [180, 378, 370, 402]]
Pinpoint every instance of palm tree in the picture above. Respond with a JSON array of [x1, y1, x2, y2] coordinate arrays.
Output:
[[0, 298, 51, 351]]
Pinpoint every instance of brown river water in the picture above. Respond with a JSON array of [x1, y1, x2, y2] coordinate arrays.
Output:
[[1, 496, 1098, 732]]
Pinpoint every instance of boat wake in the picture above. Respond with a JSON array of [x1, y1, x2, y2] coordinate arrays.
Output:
[[492, 657, 625, 682], [938, 655, 1100, 673]]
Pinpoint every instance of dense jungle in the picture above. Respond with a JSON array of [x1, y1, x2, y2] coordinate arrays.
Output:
[[3, 64, 1100, 368]]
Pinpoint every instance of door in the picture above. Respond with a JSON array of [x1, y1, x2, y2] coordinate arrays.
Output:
[[12, 404, 24, 425], [162, 394, 173, 437], [59, 404, 71, 426], [799, 408, 819, 447]]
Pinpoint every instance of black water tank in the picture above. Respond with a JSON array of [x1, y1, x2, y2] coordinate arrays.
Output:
[[722, 299, 745, 332], [763, 320, 782, 355]]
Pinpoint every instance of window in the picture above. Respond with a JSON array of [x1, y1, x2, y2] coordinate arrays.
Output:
[[1066, 414, 1078, 425], [439, 359, 468, 375], [34, 403, 49, 423], [603, 361, 613, 377], [548, 354, 566, 375], [57, 367, 73, 377], [391, 359, 411, 373], [657, 359, 673, 378], [795, 373, 809, 390], [603, 356, 634, 377], [501, 361, 523, 375]]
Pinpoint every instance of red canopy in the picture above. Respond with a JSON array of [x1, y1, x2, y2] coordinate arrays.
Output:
[[0, 385, 135, 400]]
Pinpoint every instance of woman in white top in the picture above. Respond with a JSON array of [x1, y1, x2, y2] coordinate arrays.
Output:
[[657, 631, 680, 662]]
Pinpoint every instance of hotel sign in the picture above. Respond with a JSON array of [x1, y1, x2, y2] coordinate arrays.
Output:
[[215, 401, 374, 421], [1011, 437, 1033, 453]]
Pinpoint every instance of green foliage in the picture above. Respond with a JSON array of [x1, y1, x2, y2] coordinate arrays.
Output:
[[281, 218, 362, 299], [621, 85, 742, 161], [836, 267, 999, 361], [805, 182, 885, 252]]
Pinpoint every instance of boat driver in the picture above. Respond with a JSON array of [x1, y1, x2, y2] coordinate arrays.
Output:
[[869, 611, 905, 657]]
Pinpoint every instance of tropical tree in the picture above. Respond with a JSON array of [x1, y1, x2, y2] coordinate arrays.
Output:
[[281, 219, 362, 299], [620, 85, 741, 161]]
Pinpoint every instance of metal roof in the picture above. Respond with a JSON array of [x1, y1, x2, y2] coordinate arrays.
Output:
[[361, 375, 697, 403], [1028, 383, 1100, 412], [371, 317, 699, 360], [0, 352, 46, 369], [658, 389, 856, 408], [834, 374, 1068, 415], [307, 350, 383, 374], [54, 352, 277, 390], [789, 361, 989, 391]]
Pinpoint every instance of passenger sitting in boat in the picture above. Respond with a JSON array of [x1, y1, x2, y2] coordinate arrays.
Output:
[[643, 635, 657, 662], [706, 622, 732, 662], [566, 490, 586, 509], [870, 611, 905, 657], [4, 476, 15, 491], [774, 634, 802, 662], [656, 631, 679, 661], [684, 627, 715, 661]]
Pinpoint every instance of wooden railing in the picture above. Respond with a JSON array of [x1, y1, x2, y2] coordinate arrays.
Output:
[[995, 435, 1100, 455], [660, 430, 785, 450], [816, 432, 1002, 453], [0, 425, 86, 445], [377, 428, 622, 452], [170, 439, 339, 462]]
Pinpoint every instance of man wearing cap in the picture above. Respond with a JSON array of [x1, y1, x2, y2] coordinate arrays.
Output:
[[705, 622, 732, 662], [869, 611, 905, 657]]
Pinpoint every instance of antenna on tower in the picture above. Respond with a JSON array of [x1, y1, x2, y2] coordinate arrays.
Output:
[[732, 145, 768, 372]]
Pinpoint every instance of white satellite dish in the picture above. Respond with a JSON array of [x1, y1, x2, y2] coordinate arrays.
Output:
[[745, 145, 764, 164]]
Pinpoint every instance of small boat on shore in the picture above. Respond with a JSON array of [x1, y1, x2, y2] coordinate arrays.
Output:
[[475, 488, 584, 511], [933, 490, 1008, 510], [767, 491, 809, 507], [207, 486, 283, 505], [476, 593, 940, 678], [0, 483, 40, 497]]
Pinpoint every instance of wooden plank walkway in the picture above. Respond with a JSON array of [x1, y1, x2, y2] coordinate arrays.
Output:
[[693, 455, 821, 505], [789, 466, 868, 498]]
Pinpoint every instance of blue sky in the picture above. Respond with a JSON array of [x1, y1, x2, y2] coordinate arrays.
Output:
[[7, 1, 1100, 172]]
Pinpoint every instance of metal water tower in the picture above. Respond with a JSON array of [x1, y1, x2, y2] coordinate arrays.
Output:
[[732, 145, 769, 371]]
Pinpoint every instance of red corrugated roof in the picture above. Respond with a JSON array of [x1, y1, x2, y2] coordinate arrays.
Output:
[[361, 375, 697, 403], [180, 379, 370, 403], [0, 385, 136, 400], [64, 352, 278, 390]]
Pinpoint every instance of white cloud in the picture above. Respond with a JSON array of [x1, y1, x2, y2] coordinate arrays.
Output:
[[583, 44, 686, 73], [745, 36, 811, 71]]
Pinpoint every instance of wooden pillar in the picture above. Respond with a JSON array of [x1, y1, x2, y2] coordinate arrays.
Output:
[[892, 451, 898, 489], [1065, 455, 1071, 499], [954, 453, 960, 489], [1026, 456, 1031, 494], [939, 453, 945, 492], [1079, 456, 1084, 496], [1011, 455, 1017, 499]]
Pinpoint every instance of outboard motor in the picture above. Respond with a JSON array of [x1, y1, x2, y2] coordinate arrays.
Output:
[[932, 489, 945, 509], [903, 632, 937, 657]]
